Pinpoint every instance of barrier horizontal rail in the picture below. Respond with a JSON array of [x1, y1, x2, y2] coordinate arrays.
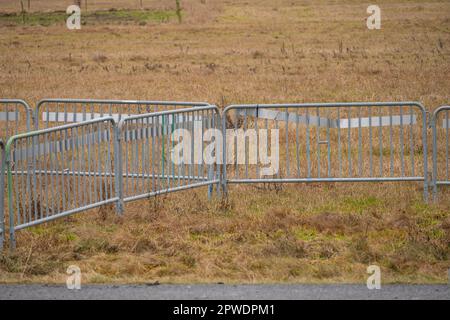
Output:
[[0, 99, 32, 143], [4, 117, 121, 249], [117, 105, 221, 203], [35, 99, 210, 130], [222, 102, 428, 201], [432, 106, 450, 200]]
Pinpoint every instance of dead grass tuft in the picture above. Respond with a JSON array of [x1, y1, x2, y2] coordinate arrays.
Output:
[[299, 212, 362, 235]]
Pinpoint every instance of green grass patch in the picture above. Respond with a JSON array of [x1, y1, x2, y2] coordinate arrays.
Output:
[[60, 232, 78, 242], [310, 195, 382, 215], [341, 196, 382, 214], [0, 9, 176, 26], [91, 9, 175, 24], [294, 227, 318, 241], [294, 226, 349, 242], [0, 11, 66, 26]]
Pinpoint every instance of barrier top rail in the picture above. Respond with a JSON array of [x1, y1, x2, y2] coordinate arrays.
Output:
[[35, 99, 212, 129], [431, 105, 450, 119], [5, 116, 116, 145], [223, 101, 427, 113], [0, 98, 32, 107], [117, 105, 220, 130], [36, 98, 210, 110]]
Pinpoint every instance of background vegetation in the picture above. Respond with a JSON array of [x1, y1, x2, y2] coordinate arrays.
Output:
[[0, 0, 449, 284]]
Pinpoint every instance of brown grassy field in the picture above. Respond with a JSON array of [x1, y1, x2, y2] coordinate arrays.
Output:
[[0, 0, 449, 284]]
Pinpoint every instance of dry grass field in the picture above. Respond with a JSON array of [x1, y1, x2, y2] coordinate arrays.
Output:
[[0, 0, 449, 284]]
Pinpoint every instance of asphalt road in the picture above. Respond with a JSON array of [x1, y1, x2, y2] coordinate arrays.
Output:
[[0, 284, 449, 300]]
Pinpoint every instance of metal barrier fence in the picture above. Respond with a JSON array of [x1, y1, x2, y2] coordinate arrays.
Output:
[[4, 117, 121, 249], [117, 105, 221, 203], [222, 102, 428, 201], [35, 99, 212, 189], [0, 99, 32, 142], [432, 106, 450, 199], [0, 98, 31, 249], [35, 99, 210, 130], [3, 99, 450, 250], [0, 98, 33, 250]]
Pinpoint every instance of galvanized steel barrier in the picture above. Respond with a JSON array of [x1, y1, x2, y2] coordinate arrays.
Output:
[[34, 99, 211, 192], [432, 106, 450, 199], [0, 98, 32, 250], [4, 117, 121, 249], [117, 105, 221, 203], [222, 102, 429, 201], [2, 99, 450, 250], [35, 99, 210, 130]]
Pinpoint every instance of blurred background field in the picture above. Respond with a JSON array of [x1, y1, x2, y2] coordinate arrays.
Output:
[[0, 0, 449, 284]]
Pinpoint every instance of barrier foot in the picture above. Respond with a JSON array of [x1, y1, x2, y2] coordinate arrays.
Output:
[[115, 200, 124, 216], [207, 184, 213, 200], [9, 232, 16, 252]]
